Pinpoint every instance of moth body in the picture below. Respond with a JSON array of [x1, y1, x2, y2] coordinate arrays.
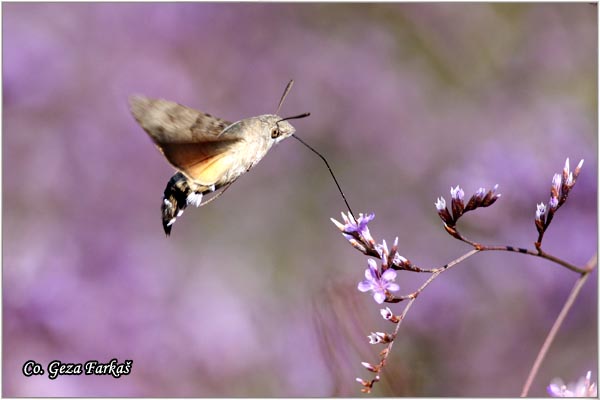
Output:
[[129, 91, 301, 235]]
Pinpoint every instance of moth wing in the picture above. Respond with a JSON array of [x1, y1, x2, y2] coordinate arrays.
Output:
[[129, 95, 241, 143], [187, 150, 237, 185], [159, 142, 237, 186], [129, 95, 241, 185]]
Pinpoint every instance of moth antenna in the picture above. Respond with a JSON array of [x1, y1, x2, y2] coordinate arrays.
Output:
[[291, 134, 355, 218], [275, 80, 294, 115]]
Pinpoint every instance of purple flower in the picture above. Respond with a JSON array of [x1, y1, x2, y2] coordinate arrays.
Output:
[[358, 259, 400, 304], [331, 212, 375, 243], [548, 371, 597, 397]]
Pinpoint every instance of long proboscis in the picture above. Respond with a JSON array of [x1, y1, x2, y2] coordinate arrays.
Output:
[[279, 112, 311, 122], [292, 134, 355, 218]]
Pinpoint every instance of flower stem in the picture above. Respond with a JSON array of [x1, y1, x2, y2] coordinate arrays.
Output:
[[520, 254, 597, 397], [382, 249, 480, 366], [451, 227, 589, 274]]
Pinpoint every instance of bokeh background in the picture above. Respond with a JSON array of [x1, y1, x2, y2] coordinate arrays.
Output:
[[3, 3, 597, 397]]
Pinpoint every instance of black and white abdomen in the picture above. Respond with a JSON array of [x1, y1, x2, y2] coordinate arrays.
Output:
[[161, 172, 215, 235]]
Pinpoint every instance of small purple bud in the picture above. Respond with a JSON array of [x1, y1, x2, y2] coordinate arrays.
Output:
[[361, 361, 378, 372], [564, 158, 571, 175], [367, 332, 387, 344], [565, 172, 574, 187], [376, 239, 389, 259], [450, 185, 464, 201], [552, 173, 562, 193], [380, 306, 400, 323], [536, 202, 547, 220], [356, 377, 368, 385], [482, 184, 501, 206], [435, 197, 446, 211]]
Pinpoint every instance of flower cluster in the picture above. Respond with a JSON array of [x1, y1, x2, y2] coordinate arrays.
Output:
[[331, 213, 415, 271], [435, 184, 501, 228], [331, 213, 410, 392], [535, 158, 584, 245], [331, 213, 404, 304], [548, 371, 597, 397], [435, 184, 501, 241], [331, 212, 376, 255]]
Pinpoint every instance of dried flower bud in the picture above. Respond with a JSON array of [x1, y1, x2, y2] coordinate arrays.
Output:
[[482, 184, 501, 207], [367, 331, 393, 344], [368, 332, 385, 344], [435, 196, 454, 226], [450, 185, 465, 219], [464, 187, 483, 211], [380, 307, 400, 323], [361, 361, 380, 372], [548, 196, 559, 210], [562, 157, 571, 184], [376, 239, 389, 260], [573, 159, 584, 180], [356, 377, 370, 386], [551, 173, 562, 200], [392, 252, 409, 268], [535, 202, 547, 235]]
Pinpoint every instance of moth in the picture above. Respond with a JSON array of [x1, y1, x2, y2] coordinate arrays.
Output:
[[129, 80, 309, 235]]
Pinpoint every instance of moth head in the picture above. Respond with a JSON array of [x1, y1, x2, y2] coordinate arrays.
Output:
[[267, 80, 310, 143], [268, 112, 311, 144]]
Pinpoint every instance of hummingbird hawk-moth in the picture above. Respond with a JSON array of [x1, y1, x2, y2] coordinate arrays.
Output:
[[129, 80, 309, 235]]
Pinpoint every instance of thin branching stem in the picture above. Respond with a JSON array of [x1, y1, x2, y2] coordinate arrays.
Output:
[[380, 249, 480, 366], [520, 254, 597, 397], [452, 228, 588, 274]]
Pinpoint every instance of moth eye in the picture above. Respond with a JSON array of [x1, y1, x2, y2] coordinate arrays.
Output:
[[271, 127, 280, 139]]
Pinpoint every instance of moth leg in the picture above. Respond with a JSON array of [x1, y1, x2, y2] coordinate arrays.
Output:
[[191, 180, 237, 209]]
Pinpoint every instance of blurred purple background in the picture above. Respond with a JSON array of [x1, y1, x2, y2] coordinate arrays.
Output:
[[3, 3, 597, 396]]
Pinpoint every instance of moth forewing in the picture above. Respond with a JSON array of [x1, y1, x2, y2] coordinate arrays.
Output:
[[128, 95, 233, 145]]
